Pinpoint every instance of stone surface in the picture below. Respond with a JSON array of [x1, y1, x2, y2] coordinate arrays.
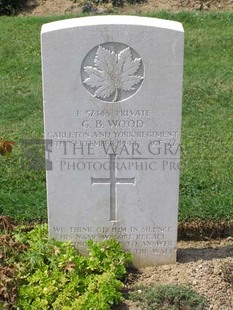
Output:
[[41, 15, 184, 267]]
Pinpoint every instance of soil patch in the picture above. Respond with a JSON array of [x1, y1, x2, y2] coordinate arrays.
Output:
[[114, 238, 233, 310], [20, 0, 233, 16]]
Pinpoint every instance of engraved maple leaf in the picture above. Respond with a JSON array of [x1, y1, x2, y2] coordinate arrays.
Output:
[[83, 46, 143, 102]]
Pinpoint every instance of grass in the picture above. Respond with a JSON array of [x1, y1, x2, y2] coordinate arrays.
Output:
[[0, 12, 232, 222]]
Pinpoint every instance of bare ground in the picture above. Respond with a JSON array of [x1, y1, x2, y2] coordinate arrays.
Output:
[[20, 0, 233, 16], [115, 238, 233, 310]]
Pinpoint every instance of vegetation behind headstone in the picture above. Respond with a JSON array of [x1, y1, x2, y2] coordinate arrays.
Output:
[[0, 0, 26, 15]]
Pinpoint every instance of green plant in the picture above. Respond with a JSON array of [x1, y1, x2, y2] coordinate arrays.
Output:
[[130, 284, 207, 309], [16, 224, 132, 309]]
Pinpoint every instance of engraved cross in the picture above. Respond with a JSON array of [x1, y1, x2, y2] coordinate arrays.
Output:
[[91, 154, 135, 222]]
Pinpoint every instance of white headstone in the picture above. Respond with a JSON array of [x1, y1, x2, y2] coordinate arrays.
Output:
[[41, 16, 184, 267]]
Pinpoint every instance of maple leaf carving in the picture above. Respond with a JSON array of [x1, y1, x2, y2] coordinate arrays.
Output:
[[83, 46, 143, 102]]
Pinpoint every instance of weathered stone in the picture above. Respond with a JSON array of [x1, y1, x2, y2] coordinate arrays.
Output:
[[41, 15, 184, 267]]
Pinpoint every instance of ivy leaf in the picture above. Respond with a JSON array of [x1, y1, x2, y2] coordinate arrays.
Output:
[[83, 46, 143, 102]]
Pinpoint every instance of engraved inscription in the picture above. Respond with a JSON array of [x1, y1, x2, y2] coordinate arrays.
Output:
[[91, 154, 135, 222], [81, 43, 144, 102], [52, 225, 175, 256]]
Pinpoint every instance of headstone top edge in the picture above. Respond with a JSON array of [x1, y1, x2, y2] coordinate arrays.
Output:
[[41, 15, 183, 35]]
